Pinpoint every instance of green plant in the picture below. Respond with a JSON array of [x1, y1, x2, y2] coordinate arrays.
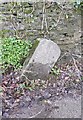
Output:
[[51, 66, 60, 76], [71, 0, 83, 10], [1, 37, 32, 71]]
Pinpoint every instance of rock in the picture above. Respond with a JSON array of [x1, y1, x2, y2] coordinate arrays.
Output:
[[35, 95, 44, 102], [21, 38, 61, 80], [41, 91, 52, 99], [3, 112, 9, 118], [48, 96, 81, 118], [25, 96, 31, 102]]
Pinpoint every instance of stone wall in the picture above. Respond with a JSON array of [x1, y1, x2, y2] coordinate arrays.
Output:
[[0, 2, 81, 54]]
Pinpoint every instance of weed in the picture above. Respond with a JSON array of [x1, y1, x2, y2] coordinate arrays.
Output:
[[51, 66, 60, 76], [1, 37, 32, 72]]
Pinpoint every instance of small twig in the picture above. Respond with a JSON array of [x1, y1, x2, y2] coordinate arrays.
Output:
[[28, 3, 35, 25], [20, 32, 26, 39], [72, 54, 81, 58], [44, 2, 49, 33], [41, 0, 49, 33], [10, 20, 20, 39], [72, 56, 81, 80], [29, 106, 45, 118], [10, 3, 16, 13], [58, 52, 69, 61], [54, 11, 62, 27], [20, 74, 29, 81], [45, 10, 49, 33], [50, 10, 63, 30], [50, 3, 64, 30], [29, 3, 35, 15], [41, 1, 45, 30]]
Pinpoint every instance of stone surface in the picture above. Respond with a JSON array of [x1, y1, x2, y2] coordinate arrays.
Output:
[[0, 0, 75, 4], [9, 96, 81, 118], [48, 96, 81, 118], [22, 38, 61, 80]]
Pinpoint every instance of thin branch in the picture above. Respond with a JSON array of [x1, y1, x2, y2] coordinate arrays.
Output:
[[29, 106, 45, 118], [50, 3, 63, 30], [29, 3, 35, 15], [58, 52, 69, 61], [10, 19, 20, 39], [54, 11, 62, 27], [50, 11, 63, 30], [28, 3, 35, 25], [71, 56, 81, 80], [45, 10, 49, 33], [41, 1, 45, 30], [41, 0, 49, 33], [72, 54, 81, 58], [20, 74, 29, 81]]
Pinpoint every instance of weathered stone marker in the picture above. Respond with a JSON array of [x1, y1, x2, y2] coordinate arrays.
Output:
[[21, 38, 61, 80]]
